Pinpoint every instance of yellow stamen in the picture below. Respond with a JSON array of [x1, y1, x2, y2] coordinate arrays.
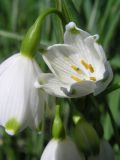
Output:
[[81, 59, 94, 73], [71, 76, 81, 82], [90, 77, 96, 81], [88, 64, 94, 73], [80, 60, 88, 69], [71, 65, 81, 74]]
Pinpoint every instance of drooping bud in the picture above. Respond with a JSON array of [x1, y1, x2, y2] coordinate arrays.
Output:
[[72, 117, 100, 156]]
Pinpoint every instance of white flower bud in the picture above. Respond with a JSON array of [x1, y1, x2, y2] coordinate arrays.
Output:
[[40, 137, 85, 160]]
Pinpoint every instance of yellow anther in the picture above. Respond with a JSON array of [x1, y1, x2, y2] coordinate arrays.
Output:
[[81, 59, 94, 73], [80, 60, 89, 69], [71, 76, 82, 82], [71, 65, 81, 74], [90, 77, 96, 81], [88, 64, 94, 73]]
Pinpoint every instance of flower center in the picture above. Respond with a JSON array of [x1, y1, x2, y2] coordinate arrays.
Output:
[[70, 60, 96, 82]]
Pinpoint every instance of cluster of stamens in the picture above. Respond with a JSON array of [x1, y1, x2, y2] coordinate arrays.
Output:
[[70, 59, 96, 82]]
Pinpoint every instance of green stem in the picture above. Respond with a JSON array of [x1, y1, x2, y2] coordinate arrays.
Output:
[[102, 82, 120, 95], [21, 8, 66, 57], [91, 95, 120, 146], [104, 101, 120, 148], [52, 105, 66, 139], [52, 0, 64, 42], [68, 99, 76, 109], [90, 95, 100, 110]]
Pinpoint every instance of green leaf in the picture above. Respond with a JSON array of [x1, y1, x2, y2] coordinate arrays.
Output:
[[87, 0, 99, 32], [62, 0, 80, 26], [83, 0, 92, 23], [51, 0, 64, 42], [72, 0, 83, 12], [99, 0, 114, 34]]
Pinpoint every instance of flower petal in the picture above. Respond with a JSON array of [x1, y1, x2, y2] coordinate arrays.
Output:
[[64, 22, 90, 45], [43, 37, 106, 85], [94, 61, 113, 95], [64, 22, 107, 81], [25, 59, 45, 130], [36, 73, 96, 98], [35, 73, 70, 97], [31, 89, 46, 130], [40, 138, 85, 160], [63, 81, 96, 98], [84, 35, 107, 62], [64, 23, 95, 70], [43, 44, 89, 83], [0, 56, 30, 134], [0, 53, 19, 76]]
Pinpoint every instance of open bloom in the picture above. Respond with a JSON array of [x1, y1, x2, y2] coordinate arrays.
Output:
[[88, 139, 115, 160], [40, 137, 85, 160], [36, 22, 113, 98], [0, 53, 46, 135]]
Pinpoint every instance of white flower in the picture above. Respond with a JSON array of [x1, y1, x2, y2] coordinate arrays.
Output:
[[40, 137, 85, 160], [0, 53, 47, 135], [88, 139, 115, 160], [36, 22, 113, 98]]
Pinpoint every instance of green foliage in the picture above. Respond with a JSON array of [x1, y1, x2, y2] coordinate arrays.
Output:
[[0, 0, 120, 159]]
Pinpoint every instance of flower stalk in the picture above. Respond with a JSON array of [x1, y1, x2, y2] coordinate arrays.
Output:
[[21, 8, 66, 58], [52, 105, 66, 139]]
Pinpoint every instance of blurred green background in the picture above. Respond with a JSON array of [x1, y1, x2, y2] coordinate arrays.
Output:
[[0, 0, 120, 159]]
